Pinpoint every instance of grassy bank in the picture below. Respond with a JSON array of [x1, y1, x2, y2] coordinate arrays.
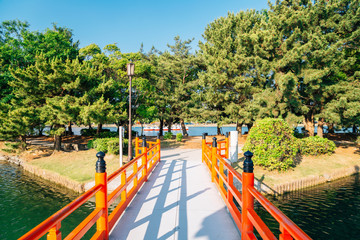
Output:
[[233, 144, 360, 187], [27, 149, 126, 183]]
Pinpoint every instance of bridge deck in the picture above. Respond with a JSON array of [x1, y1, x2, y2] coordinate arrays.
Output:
[[109, 148, 240, 240]]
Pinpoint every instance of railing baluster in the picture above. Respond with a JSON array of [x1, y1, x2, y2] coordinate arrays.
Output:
[[280, 225, 294, 240], [157, 133, 161, 162], [225, 132, 229, 159], [95, 152, 109, 239], [135, 133, 139, 157], [120, 170, 126, 203], [211, 137, 217, 182], [202, 133, 206, 163], [47, 223, 61, 240], [142, 136, 148, 182], [242, 151, 254, 240]]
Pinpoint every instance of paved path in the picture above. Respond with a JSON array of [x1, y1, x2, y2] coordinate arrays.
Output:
[[109, 148, 240, 240]]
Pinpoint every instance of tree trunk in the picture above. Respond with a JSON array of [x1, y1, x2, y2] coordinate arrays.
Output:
[[236, 120, 242, 136], [328, 123, 335, 134], [97, 123, 102, 135], [88, 123, 92, 129], [141, 122, 144, 136], [247, 123, 253, 133], [54, 134, 61, 151], [20, 135, 26, 150], [159, 119, 164, 136], [217, 124, 221, 135], [68, 122, 73, 135], [317, 118, 324, 138], [353, 125, 357, 134], [167, 120, 172, 133], [38, 126, 44, 137], [304, 113, 315, 136], [180, 119, 188, 136]]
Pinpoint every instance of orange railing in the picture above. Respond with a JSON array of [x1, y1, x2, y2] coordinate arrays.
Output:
[[20, 135, 161, 240], [202, 134, 312, 240]]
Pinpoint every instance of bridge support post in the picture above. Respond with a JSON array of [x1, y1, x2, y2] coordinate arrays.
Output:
[[135, 132, 139, 157], [242, 151, 254, 239], [95, 151, 109, 239], [211, 137, 217, 182], [142, 136, 148, 182], [157, 133, 161, 162]]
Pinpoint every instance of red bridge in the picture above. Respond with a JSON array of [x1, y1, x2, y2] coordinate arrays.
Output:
[[19, 134, 312, 240]]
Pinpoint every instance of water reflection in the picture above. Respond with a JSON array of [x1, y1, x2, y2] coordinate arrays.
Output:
[[255, 174, 360, 239], [0, 163, 96, 239]]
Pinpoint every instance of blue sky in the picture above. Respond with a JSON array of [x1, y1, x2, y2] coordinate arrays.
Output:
[[0, 0, 270, 53]]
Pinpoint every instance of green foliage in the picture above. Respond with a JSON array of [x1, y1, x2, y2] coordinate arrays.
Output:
[[243, 118, 298, 171], [81, 128, 118, 138], [90, 137, 128, 155], [356, 136, 360, 145], [80, 128, 97, 136], [297, 136, 336, 156], [87, 139, 94, 149], [163, 132, 173, 140], [176, 133, 183, 142], [2, 142, 22, 153]]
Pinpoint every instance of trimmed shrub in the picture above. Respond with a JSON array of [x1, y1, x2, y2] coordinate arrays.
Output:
[[243, 118, 298, 171], [90, 138, 129, 155], [163, 132, 173, 140], [176, 133, 183, 142], [297, 136, 336, 155]]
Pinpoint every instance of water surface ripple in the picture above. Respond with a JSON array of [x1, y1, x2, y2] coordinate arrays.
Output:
[[256, 174, 360, 239]]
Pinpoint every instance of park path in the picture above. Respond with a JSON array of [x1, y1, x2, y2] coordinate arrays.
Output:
[[109, 148, 240, 240]]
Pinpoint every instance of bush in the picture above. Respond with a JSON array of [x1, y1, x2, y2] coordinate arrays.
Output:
[[80, 128, 97, 136], [163, 132, 173, 140], [176, 133, 183, 142], [96, 131, 118, 138], [90, 138, 129, 155], [2, 142, 22, 153], [297, 136, 336, 155], [356, 136, 360, 144], [243, 118, 298, 171]]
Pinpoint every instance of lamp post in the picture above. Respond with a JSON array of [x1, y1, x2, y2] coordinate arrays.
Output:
[[127, 62, 135, 160]]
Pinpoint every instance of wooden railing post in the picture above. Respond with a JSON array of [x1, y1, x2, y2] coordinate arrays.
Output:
[[157, 133, 161, 162], [280, 225, 294, 240], [242, 151, 254, 239], [202, 133, 207, 163], [142, 136, 148, 181], [225, 132, 229, 159], [47, 223, 61, 240], [135, 132, 139, 157], [211, 137, 217, 182], [95, 151, 109, 239]]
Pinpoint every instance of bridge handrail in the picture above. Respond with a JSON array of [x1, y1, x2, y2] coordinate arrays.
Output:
[[202, 134, 312, 240], [20, 135, 161, 240]]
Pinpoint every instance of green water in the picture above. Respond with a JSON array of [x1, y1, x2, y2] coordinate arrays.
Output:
[[0, 162, 96, 240], [256, 173, 360, 239], [2, 162, 360, 239]]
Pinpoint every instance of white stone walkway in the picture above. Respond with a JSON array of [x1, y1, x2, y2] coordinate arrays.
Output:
[[109, 148, 240, 240]]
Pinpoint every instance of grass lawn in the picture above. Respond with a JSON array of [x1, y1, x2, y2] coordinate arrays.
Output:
[[233, 144, 360, 187], [27, 149, 127, 183]]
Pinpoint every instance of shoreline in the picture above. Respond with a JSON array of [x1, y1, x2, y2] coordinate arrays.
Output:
[[1, 146, 359, 195]]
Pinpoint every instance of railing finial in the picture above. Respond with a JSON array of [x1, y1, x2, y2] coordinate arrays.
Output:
[[96, 151, 106, 173], [243, 151, 254, 173], [212, 137, 217, 147], [142, 136, 147, 147]]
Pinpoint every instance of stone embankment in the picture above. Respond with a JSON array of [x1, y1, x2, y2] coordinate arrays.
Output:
[[0, 153, 85, 192]]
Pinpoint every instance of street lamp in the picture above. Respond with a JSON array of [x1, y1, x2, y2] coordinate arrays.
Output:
[[127, 62, 135, 160]]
